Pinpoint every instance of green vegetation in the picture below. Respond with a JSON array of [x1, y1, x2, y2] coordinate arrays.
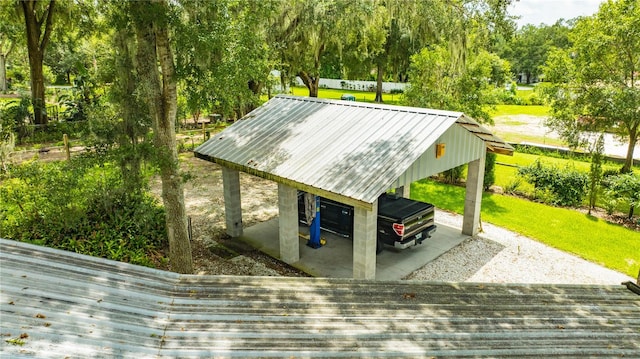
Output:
[[411, 179, 640, 277], [0, 157, 167, 267], [289, 86, 404, 106], [2, 0, 637, 278], [517, 160, 588, 206], [490, 105, 549, 117], [541, 0, 639, 173]]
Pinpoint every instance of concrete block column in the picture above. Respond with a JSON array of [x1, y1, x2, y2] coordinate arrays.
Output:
[[353, 200, 378, 280], [462, 151, 486, 236], [222, 166, 243, 237], [278, 183, 299, 264], [396, 185, 410, 199]]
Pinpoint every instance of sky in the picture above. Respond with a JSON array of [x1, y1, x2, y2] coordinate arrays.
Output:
[[508, 0, 604, 27]]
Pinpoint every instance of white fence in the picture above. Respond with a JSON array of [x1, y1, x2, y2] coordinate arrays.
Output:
[[270, 70, 408, 94], [295, 77, 408, 93]]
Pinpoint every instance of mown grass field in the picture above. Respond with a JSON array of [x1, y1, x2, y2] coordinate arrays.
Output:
[[412, 179, 640, 278], [490, 104, 549, 117], [288, 86, 405, 105]]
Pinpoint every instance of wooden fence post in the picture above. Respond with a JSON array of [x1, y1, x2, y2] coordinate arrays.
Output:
[[63, 134, 70, 161]]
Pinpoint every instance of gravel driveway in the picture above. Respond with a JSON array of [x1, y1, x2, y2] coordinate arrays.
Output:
[[407, 210, 635, 284]]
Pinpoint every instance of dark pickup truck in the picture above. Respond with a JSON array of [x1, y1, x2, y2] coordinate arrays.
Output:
[[298, 192, 437, 254]]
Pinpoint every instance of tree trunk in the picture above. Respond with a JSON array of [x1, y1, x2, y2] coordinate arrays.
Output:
[[132, 0, 193, 274], [0, 38, 13, 92], [114, 31, 144, 194], [27, 50, 46, 124], [0, 54, 6, 92], [297, 71, 319, 97], [621, 127, 638, 173], [21, 0, 55, 126], [248, 80, 262, 95], [374, 61, 384, 103]]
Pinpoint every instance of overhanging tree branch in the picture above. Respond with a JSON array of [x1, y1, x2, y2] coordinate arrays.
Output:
[[39, 0, 54, 53]]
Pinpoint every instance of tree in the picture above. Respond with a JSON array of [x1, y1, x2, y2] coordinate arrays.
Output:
[[404, 46, 506, 123], [44, 1, 100, 86], [0, 2, 22, 92], [337, 1, 388, 101], [272, 0, 367, 97], [129, 0, 192, 274], [100, 3, 152, 195], [503, 21, 570, 84], [542, 0, 639, 173], [20, 0, 55, 125], [175, 0, 276, 119], [605, 173, 640, 219]]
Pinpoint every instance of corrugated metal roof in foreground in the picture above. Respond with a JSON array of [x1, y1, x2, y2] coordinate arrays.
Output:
[[1, 239, 639, 358], [195, 96, 513, 208]]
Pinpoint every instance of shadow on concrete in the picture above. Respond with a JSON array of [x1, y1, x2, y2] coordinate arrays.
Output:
[[239, 217, 468, 280]]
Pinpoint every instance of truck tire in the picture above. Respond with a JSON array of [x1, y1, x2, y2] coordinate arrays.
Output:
[[376, 239, 384, 254]]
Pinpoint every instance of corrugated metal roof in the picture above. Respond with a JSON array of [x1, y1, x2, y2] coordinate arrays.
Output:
[[195, 96, 513, 209], [1, 238, 639, 358]]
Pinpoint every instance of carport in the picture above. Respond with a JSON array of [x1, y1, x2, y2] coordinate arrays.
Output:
[[195, 95, 513, 279]]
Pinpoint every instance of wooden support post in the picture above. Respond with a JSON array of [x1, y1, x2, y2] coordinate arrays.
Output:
[[63, 134, 70, 161]]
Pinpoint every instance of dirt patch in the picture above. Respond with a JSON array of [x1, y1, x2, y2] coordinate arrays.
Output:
[[151, 154, 309, 277], [490, 115, 558, 139]]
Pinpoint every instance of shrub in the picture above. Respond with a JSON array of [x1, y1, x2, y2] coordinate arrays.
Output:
[[0, 156, 167, 266], [517, 160, 588, 206], [439, 165, 465, 184], [0, 94, 32, 143], [603, 172, 640, 219], [484, 151, 497, 190], [588, 134, 604, 213], [504, 177, 522, 195]]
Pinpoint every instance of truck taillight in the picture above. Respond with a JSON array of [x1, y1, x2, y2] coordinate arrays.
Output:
[[392, 223, 405, 236]]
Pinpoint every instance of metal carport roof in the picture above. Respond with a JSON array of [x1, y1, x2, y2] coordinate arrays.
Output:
[[195, 95, 513, 209], [1, 238, 639, 358]]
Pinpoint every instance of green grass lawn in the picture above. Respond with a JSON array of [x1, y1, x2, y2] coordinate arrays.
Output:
[[412, 179, 640, 278], [489, 105, 549, 117], [289, 86, 404, 105]]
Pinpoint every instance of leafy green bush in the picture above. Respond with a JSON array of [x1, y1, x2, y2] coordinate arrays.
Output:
[[517, 160, 588, 206], [0, 94, 32, 143], [0, 156, 167, 266], [484, 151, 497, 190], [439, 165, 465, 184], [603, 172, 640, 219], [504, 177, 522, 194]]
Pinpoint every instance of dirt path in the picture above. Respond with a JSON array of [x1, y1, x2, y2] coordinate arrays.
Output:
[[489, 114, 640, 160]]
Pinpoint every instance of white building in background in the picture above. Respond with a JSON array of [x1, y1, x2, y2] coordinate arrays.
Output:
[[270, 70, 407, 94]]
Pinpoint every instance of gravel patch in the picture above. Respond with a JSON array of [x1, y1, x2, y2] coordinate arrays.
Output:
[[404, 237, 504, 281], [407, 210, 635, 284]]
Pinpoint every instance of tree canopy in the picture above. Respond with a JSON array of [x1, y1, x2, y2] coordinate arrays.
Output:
[[542, 0, 640, 173]]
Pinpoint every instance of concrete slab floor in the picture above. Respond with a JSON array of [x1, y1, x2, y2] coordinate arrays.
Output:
[[238, 217, 468, 280]]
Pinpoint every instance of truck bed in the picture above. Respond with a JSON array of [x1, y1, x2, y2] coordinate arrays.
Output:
[[297, 191, 437, 253], [377, 193, 434, 222]]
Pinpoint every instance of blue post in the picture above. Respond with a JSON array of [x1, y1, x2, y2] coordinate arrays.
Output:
[[308, 196, 321, 248]]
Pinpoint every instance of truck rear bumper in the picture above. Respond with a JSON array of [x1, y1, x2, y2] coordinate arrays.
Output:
[[393, 225, 437, 249]]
